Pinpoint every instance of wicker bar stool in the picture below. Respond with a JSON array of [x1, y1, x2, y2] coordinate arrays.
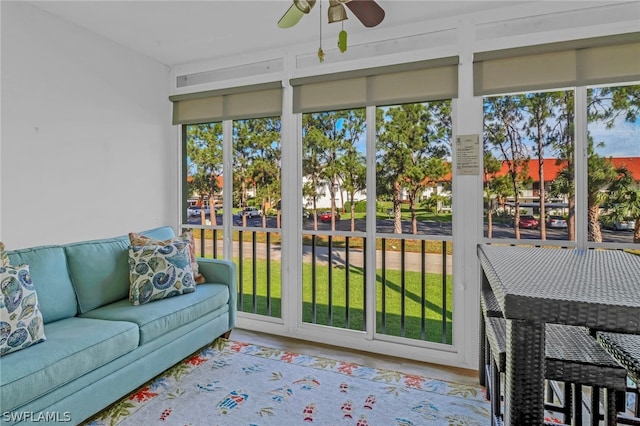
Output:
[[481, 288, 627, 426], [596, 331, 640, 425]]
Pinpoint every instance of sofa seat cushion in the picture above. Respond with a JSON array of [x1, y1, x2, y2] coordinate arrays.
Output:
[[0, 316, 139, 412], [80, 283, 229, 345]]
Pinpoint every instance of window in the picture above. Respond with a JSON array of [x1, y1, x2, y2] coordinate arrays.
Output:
[[301, 108, 367, 331], [587, 84, 640, 244], [476, 34, 639, 246], [376, 101, 453, 343], [185, 123, 223, 226], [483, 90, 575, 241]]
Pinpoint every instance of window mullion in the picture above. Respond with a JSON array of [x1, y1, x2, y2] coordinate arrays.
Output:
[[222, 119, 234, 260], [574, 87, 588, 249]]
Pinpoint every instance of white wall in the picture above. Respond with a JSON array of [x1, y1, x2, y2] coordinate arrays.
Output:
[[1, 2, 175, 248]]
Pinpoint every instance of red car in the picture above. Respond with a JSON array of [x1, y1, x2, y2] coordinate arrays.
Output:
[[319, 211, 340, 222], [517, 215, 539, 229]]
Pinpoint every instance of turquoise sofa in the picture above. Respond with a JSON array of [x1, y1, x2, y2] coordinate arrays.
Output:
[[0, 226, 236, 425]]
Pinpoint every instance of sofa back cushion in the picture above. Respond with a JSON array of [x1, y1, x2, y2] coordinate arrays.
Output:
[[138, 226, 177, 241], [65, 227, 177, 314], [65, 236, 130, 314], [7, 246, 77, 323]]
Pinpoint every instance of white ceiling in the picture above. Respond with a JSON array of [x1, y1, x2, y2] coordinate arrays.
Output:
[[28, 0, 518, 67]]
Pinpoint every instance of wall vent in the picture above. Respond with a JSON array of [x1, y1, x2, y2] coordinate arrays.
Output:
[[476, 3, 639, 41], [296, 29, 457, 69], [176, 58, 285, 88]]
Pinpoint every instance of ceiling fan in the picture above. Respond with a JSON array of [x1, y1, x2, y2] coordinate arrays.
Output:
[[278, 0, 385, 29]]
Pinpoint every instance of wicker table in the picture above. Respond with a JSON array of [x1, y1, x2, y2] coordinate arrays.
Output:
[[477, 244, 640, 425]]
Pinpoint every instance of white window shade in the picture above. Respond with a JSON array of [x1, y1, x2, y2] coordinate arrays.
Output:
[[291, 57, 459, 113], [170, 82, 283, 125], [474, 33, 640, 96]]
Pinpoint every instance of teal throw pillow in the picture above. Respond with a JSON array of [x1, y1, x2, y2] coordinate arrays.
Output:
[[128, 239, 196, 305], [0, 264, 46, 356]]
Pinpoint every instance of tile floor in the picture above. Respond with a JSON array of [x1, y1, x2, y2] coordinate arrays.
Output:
[[231, 328, 480, 387]]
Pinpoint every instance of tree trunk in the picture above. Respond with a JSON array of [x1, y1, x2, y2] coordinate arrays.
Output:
[[512, 175, 521, 240], [487, 199, 493, 239], [350, 193, 356, 232], [538, 159, 546, 241], [313, 198, 318, 231], [588, 203, 602, 243], [393, 181, 402, 234], [330, 179, 337, 231], [567, 197, 575, 241], [410, 194, 417, 235], [209, 195, 216, 225]]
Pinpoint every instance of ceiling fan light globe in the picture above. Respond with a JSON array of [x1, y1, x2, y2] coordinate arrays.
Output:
[[278, 0, 317, 28], [278, 6, 304, 28]]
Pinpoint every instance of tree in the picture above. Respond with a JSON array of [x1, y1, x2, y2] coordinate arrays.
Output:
[[337, 109, 366, 231], [376, 102, 451, 234], [233, 120, 253, 227], [521, 92, 560, 240], [483, 151, 513, 238], [421, 192, 449, 214], [547, 91, 575, 241], [186, 123, 223, 224], [302, 125, 326, 231], [586, 146, 620, 242], [484, 95, 531, 239], [302, 110, 366, 231], [587, 84, 640, 243], [606, 167, 640, 243], [590, 85, 640, 127], [339, 146, 366, 231], [232, 118, 282, 227]]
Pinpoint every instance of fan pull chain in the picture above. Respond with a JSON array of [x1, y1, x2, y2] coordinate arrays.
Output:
[[318, 0, 324, 62]]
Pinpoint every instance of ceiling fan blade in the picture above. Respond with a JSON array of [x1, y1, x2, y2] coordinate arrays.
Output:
[[278, 0, 317, 28], [344, 0, 385, 28]]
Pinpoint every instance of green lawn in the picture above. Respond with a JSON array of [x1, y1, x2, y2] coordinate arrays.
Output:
[[235, 257, 453, 345]]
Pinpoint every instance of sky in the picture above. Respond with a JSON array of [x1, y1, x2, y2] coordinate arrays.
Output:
[[589, 117, 640, 158]]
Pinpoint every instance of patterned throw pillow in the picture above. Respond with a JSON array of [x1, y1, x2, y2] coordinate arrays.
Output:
[[0, 242, 10, 267], [128, 230, 206, 284], [128, 239, 196, 305], [0, 264, 46, 356]]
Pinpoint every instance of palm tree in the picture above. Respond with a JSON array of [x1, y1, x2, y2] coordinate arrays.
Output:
[[587, 151, 620, 242], [607, 167, 640, 243]]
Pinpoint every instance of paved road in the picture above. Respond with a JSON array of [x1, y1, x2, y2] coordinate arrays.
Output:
[[192, 217, 634, 277], [197, 238, 452, 274], [189, 214, 635, 249]]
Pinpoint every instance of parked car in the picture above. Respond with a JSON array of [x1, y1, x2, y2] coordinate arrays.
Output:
[[547, 215, 567, 228], [601, 217, 636, 231], [242, 206, 262, 218], [516, 215, 539, 229], [613, 218, 636, 231], [319, 211, 340, 222], [187, 205, 210, 217]]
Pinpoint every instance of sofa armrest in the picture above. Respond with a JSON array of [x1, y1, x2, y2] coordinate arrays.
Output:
[[197, 258, 237, 331]]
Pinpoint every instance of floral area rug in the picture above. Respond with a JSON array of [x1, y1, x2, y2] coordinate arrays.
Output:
[[83, 338, 490, 426]]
